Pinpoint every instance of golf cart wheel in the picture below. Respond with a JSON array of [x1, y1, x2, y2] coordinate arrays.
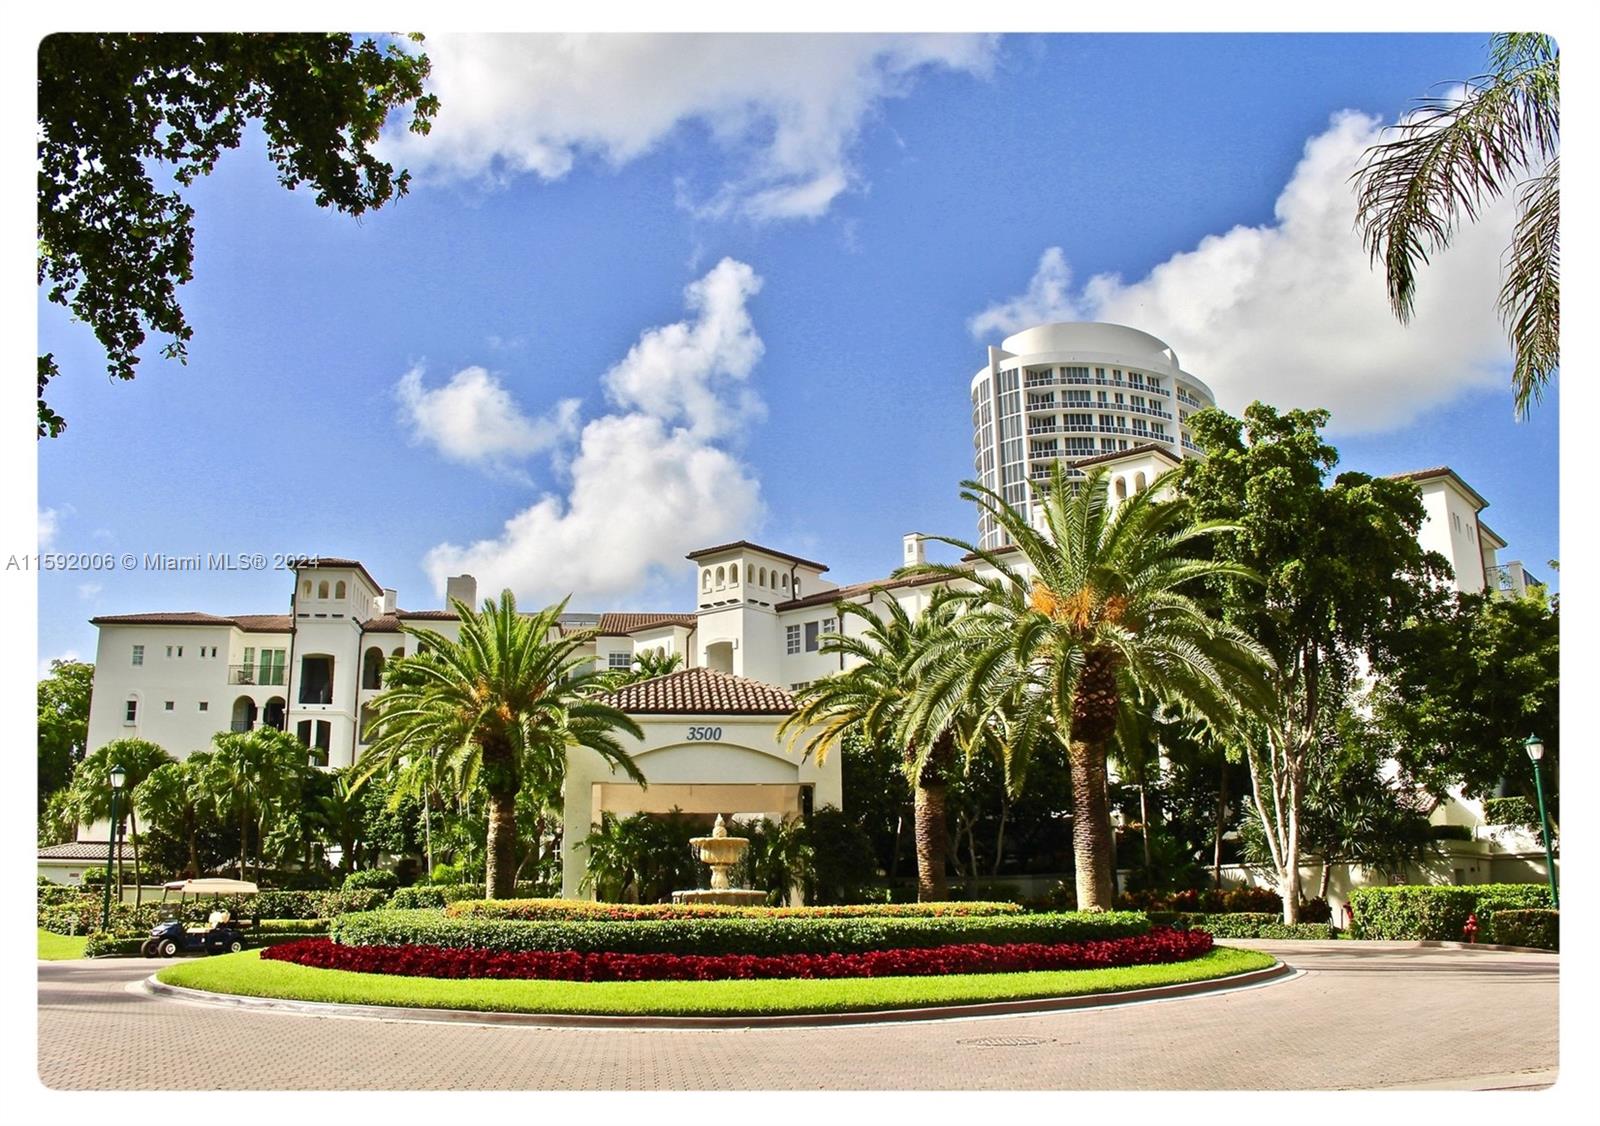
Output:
[[158, 939, 178, 957], [140, 939, 155, 958], [228, 940, 243, 953]]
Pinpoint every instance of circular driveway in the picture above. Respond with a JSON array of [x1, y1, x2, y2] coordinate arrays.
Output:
[[37, 941, 1557, 1090]]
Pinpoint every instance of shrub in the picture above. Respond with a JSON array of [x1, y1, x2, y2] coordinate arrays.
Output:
[[386, 882, 546, 911], [267, 927, 1213, 981], [1188, 914, 1337, 940], [429, 863, 468, 886], [1482, 796, 1538, 829], [1115, 886, 1282, 915], [1349, 884, 1554, 940], [1489, 909, 1558, 950], [1430, 824, 1474, 841], [79, 866, 109, 887], [342, 869, 400, 894], [331, 908, 1152, 957], [1299, 897, 1332, 923], [445, 899, 1025, 923]]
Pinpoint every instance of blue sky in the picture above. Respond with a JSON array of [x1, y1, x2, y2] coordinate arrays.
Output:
[[35, 32, 1560, 670]]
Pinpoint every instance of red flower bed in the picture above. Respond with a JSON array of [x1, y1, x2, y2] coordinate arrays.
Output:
[[262, 927, 1213, 982]]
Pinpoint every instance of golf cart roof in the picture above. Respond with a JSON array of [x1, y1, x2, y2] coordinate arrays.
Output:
[[163, 878, 259, 895]]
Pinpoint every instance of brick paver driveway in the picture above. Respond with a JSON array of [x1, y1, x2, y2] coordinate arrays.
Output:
[[38, 942, 1557, 1090]]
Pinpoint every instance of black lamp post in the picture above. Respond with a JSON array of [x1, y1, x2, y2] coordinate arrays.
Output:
[[1523, 735, 1558, 909], [100, 763, 127, 931]]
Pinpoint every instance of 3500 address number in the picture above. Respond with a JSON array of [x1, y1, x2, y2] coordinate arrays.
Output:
[[685, 726, 723, 741]]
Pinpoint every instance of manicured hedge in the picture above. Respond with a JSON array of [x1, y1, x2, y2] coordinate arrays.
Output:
[[1116, 887, 1283, 914], [1489, 909, 1558, 950], [386, 882, 544, 910], [342, 869, 400, 893], [1187, 914, 1337, 940], [445, 899, 1025, 923], [84, 929, 326, 958], [1349, 884, 1554, 941], [330, 908, 1152, 957], [267, 928, 1213, 981]]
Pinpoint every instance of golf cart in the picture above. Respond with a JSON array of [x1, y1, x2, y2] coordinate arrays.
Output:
[[142, 878, 259, 957]]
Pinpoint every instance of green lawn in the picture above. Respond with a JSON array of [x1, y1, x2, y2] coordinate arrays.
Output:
[[38, 929, 88, 960], [155, 945, 1275, 1017]]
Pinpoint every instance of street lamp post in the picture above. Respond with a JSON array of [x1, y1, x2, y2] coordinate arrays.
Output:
[[100, 764, 127, 932], [1523, 735, 1558, 909]]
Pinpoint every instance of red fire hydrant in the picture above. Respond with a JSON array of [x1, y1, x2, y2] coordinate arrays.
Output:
[[1463, 912, 1479, 944]]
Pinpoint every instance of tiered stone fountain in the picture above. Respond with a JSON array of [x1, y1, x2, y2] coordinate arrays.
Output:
[[670, 814, 767, 907]]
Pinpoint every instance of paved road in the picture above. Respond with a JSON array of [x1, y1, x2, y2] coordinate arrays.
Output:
[[37, 942, 1557, 1090]]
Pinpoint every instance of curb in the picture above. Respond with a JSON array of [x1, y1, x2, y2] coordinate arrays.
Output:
[[142, 958, 1294, 1030], [1413, 940, 1558, 955]]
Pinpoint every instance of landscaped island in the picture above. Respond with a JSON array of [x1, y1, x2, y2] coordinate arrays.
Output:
[[154, 899, 1277, 1017]]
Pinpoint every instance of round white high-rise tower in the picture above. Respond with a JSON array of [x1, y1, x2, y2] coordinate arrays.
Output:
[[969, 322, 1217, 548]]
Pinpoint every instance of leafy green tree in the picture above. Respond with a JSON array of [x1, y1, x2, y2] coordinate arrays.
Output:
[[66, 738, 174, 902], [133, 753, 213, 878], [804, 806, 879, 905], [1371, 588, 1559, 811], [1353, 33, 1559, 416], [37, 32, 438, 436], [363, 593, 644, 898], [911, 464, 1268, 911], [37, 659, 94, 811], [1177, 403, 1448, 922], [783, 593, 970, 901], [200, 727, 307, 881], [731, 817, 815, 906]]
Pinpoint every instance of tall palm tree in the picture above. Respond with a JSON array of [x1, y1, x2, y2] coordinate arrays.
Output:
[[363, 592, 646, 899], [133, 752, 212, 878], [782, 592, 970, 901], [201, 727, 306, 881], [910, 465, 1269, 911], [1353, 33, 1559, 416], [67, 738, 174, 904]]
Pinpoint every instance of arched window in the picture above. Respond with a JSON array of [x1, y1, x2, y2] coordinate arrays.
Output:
[[782, 574, 789, 589], [702, 570, 712, 593], [729, 566, 739, 586], [334, 580, 347, 599], [715, 566, 726, 588], [758, 567, 767, 587], [746, 564, 754, 583], [1115, 477, 1128, 501], [1134, 471, 1148, 493], [317, 580, 330, 599], [391, 646, 404, 660], [301, 580, 311, 597], [361, 646, 385, 690]]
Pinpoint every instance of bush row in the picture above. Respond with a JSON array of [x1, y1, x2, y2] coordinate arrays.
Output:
[[385, 882, 545, 911], [330, 908, 1152, 957], [1144, 911, 1338, 940], [267, 928, 1213, 981], [1115, 887, 1284, 914], [1349, 884, 1553, 941], [83, 929, 327, 958], [37, 887, 391, 933], [1487, 909, 1558, 950], [444, 899, 1025, 923]]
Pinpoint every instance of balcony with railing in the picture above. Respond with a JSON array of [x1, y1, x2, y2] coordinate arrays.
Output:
[[229, 664, 286, 686], [1026, 422, 1060, 435], [1025, 396, 1058, 411]]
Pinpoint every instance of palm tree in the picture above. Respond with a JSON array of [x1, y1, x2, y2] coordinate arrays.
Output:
[[133, 752, 212, 878], [362, 592, 646, 899], [200, 727, 306, 881], [310, 766, 368, 875], [910, 465, 1269, 911], [67, 738, 174, 904], [782, 592, 970, 901], [1353, 33, 1559, 416]]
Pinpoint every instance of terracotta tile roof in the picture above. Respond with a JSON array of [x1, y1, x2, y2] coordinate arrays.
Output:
[[289, 556, 384, 594], [1387, 466, 1489, 511], [90, 612, 289, 630], [685, 540, 829, 572], [597, 612, 698, 636], [596, 668, 794, 715], [776, 571, 951, 611], [1070, 442, 1182, 470], [38, 841, 134, 861], [231, 614, 292, 632]]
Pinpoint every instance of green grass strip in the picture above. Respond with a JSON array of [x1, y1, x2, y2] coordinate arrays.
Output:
[[155, 946, 1274, 1017], [38, 929, 88, 961]]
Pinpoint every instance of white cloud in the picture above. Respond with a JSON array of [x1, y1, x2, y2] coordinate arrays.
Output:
[[969, 110, 1518, 432], [421, 258, 767, 605], [76, 582, 103, 602], [396, 364, 581, 475], [38, 507, 60, 549], [382, 33, 996, 220]]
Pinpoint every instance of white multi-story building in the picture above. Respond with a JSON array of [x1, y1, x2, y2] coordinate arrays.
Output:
[[970, 322, 1216, 548]]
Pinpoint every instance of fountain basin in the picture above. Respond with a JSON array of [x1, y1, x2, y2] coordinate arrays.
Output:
[[670, 888, 768, 907]]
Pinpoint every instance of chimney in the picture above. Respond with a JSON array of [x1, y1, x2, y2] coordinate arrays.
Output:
[[445, 574, 478, 611], [902, 532, 927, 568], [382, 588, 397, 615]]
